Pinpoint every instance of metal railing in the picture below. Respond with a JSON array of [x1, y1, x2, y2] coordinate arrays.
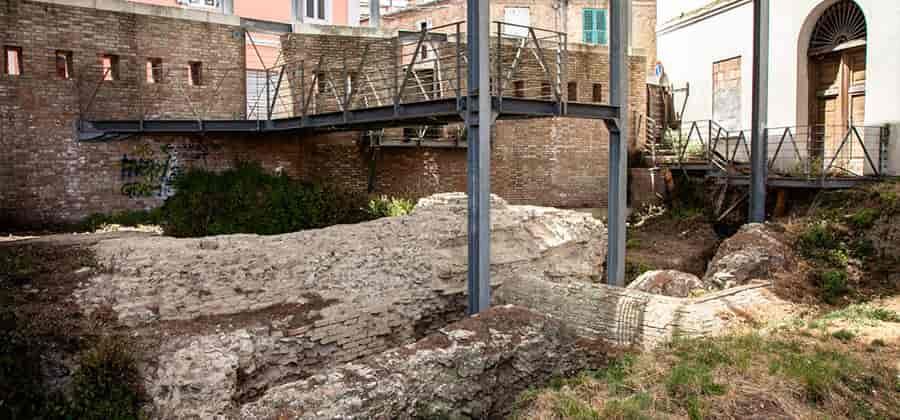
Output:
[[652, 120, 890, 181]]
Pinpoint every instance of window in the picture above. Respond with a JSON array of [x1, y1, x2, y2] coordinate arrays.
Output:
[[541, 82, 551, 99], [305, 0, 327, 21], [146, 58, 163, 83], [56, 50, 73, 79], [583, 9, 608, 45], [316, 72, 328, 93], [101, 54, 119, 81], [513, 80, 525, 98], [567, 81, 578, 102], [503, 7, 530, 37], [189, 61, 203, 86], [4, 46, 22, 76], [592, 83, 603, 102], [183, 0, 218, 9]]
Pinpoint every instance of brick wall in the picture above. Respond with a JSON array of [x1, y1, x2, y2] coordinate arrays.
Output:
[[0, 0, 267, 227]]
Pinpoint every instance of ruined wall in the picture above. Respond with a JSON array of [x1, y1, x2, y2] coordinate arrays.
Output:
[[0, 0, 278, 227]]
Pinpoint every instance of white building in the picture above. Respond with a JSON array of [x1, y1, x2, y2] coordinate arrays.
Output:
[[657, 0, 900, 176]]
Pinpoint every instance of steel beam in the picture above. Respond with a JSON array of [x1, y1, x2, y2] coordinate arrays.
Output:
[[369, 0, 381, 28], [466, 0, 491, 314], [749, 0, 769, 222], [606, 0, 630, 287]]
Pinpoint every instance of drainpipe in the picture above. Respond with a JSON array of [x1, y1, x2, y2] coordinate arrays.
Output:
[[221, 0, 234, 15], [370, 0, 381, 28]]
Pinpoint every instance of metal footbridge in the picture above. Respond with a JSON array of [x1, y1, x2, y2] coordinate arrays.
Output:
[[76, 21, 618, 141]]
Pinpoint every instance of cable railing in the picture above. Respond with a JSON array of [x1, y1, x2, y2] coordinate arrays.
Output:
[[653, 120, 890, 181], [78, 23, 570, 135]]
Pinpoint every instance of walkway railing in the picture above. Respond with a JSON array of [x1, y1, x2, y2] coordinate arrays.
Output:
[[653, 120, 889, 183], [79, 23, 570, 131]]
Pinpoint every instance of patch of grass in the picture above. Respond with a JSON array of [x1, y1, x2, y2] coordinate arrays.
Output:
[[552, 394, 602, 420], [831, 329, 856, 342], [626, 238, 643, 249], [599, 393, 653, 420], [823, 304, 900, 324], [767, 344, 859, 403]]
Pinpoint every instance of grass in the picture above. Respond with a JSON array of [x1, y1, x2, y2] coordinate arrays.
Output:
[[822, 303, 900, 325], [512, 332, 900, 420]]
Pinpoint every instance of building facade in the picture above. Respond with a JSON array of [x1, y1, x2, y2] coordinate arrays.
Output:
[[367, 0, 658, 76], [657, 0, 900, 175]]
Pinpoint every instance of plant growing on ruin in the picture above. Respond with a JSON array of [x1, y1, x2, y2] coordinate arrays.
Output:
[[367, 195, 415, 218]]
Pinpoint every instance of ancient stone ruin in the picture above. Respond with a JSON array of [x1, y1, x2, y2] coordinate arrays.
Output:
[[73, 193, 790, 417]]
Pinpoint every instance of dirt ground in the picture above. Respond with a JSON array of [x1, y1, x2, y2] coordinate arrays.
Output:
[[625, 215, 722, 282]]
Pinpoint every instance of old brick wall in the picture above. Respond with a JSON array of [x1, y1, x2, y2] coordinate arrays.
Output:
[[0, 0, 291, 227]]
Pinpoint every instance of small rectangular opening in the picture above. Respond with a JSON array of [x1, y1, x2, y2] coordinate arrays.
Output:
[[316, 72, 327, 93], [592, 83, 603, 102], [513, 80, 525, 98], [146, 58, 163, 83], [567, 81, 578, 102], [189, 61, 203, 86], [101, 54, 119, 81], [4, 46, 23, 76], [540, 82, 552, 99], [56, 50, 73, 79]]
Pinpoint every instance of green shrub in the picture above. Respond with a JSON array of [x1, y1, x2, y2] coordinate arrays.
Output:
[[818, 269, 850, 304], [160, 162, 370, 237], [67, 337, 143, 420], [848, 208, 880, 230], [831, 329, 856, 342], [367, 195, 415, 218]]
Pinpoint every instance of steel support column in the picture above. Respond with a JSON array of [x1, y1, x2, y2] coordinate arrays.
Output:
[[750, 0, 769, 222], [466, 0, 491, 314], [369, 0, 381, 28], [606, 0, 630, 287]]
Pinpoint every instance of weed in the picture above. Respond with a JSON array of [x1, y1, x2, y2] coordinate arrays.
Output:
[[870, 339, 886, 347], [626, 238, 643, 249], [589, 354, 636, 395], [366, 195, 415, 218], [768, 345, 857, 404], [79, 209, 163, 231], [624, 261, 654, 285], [831, 329, 856, 342]]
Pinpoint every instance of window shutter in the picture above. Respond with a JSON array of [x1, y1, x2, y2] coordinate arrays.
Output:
[[583, 9, 594, 44], [597, 9, 608, 45]]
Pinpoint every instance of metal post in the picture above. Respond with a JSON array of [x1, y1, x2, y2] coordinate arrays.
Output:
[[606, 0, 630, 287], [369, 0, 381, 28], [466, 0, 491, 314], [750, 0, 769, 222]]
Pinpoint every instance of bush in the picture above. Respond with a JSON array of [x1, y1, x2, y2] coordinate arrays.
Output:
[[160, 162, 371, 237], [818, 268, 850, 304], [367, 195, 415, 218], [67, 337, 144, 420]]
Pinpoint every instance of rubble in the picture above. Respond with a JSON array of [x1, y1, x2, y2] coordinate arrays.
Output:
[[627, 269, 706, 297]]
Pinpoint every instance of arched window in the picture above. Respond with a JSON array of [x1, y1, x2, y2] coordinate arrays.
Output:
[[809, 0, 867, 56]]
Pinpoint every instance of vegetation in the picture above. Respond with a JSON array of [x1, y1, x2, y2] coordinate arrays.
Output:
[[513, 332, 900, 420], [77, 162, 420, 237], [367, 195, 415, 218]]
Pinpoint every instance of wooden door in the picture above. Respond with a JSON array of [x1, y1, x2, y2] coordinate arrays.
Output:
[[811, 54, 843, 165]]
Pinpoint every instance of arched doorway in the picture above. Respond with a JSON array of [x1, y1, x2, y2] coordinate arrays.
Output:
[[807, 0, 867, 168]]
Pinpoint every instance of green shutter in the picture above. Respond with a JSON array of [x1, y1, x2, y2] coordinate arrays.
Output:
[[597, 9, 608, 45], [583, 9, 595, 44]]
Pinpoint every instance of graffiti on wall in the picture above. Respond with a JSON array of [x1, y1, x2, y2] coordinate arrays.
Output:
[[120, 142, 219, 198]]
